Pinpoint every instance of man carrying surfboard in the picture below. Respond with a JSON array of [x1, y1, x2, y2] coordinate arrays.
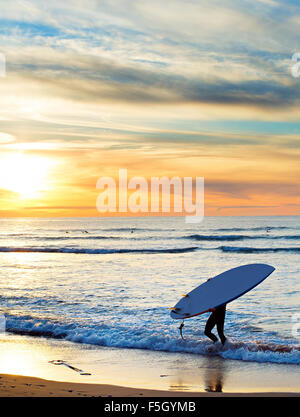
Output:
[[170, 264, 275, 345], [204, 304, 227, 345]]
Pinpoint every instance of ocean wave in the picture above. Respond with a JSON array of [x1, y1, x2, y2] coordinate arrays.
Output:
[[0, 245, 198, 255], [4, 232, 300, 243], [42, 236, 120, 240], [187, 234, 300, 241], [278, 235, 300, 239], [1, 234, 165, 241], [217, 226, 290, 232], [219, 246, 300, 253], [0, 233, 31, 237], [187, 234, 253, 241], [5, 315, 300, 365], [102, 227, 177, 232]]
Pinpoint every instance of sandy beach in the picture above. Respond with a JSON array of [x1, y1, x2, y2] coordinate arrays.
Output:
[[0, 333, 300, 395], [0, 333, 300, 398], [1, 373, 300, 397]]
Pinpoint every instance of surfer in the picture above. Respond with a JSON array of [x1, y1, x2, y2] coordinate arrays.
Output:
[[204, 304, 227, 345]]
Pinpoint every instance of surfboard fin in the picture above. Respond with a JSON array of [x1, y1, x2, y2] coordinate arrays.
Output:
[[168, 307, 181, 311], [181, 294, 189, 297]]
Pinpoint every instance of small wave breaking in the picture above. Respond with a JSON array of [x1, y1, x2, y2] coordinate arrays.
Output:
[[186, 234, 300, 241], [219, 246, 300, 254], [5, 315, 300, 365], [0, 246, 198, 255]]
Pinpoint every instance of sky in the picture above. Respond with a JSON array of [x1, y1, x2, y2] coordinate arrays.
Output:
[[0, 0, 300, 217]]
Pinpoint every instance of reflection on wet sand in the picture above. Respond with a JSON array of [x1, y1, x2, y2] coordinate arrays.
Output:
[[168, 356, 228, 393], [203, 357, 227, 392]]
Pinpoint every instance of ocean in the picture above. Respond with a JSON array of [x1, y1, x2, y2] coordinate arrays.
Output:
[[0, 215, 300, 369]]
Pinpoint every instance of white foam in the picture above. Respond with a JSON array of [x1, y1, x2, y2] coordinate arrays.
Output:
[[6, 315, 300, 365]]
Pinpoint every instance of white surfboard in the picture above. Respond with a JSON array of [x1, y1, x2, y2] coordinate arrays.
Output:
[[170, 263, 275, 320]]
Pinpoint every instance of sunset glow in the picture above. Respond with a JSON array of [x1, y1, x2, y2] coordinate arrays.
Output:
[[0, 1, 299, 217], [0, 153, 54, 199]]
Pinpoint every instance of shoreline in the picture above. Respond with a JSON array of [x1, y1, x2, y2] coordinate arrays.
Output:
[[1, 373, 300, 397], [1, 334, 300, 395]]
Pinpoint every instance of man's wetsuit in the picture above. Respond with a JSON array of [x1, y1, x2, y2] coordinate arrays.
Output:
[[204, 304, 227, 345]]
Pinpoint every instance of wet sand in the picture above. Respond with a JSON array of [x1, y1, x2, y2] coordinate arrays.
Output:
[[1, 334, 300, 396], [1, 373, 299, 397]]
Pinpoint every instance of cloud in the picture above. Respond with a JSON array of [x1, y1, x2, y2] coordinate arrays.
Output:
[[0, 132, 15, 144], [23, 205, 96, 210], [3, 50, 298, 111], [207, 180, 300, 198], [1, 0, 300, 216], [216, 205, 279, 212], [1, 0, 299, 122]]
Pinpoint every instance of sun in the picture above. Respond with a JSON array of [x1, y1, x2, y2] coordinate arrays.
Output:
[[0, 152, 53, 199]]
